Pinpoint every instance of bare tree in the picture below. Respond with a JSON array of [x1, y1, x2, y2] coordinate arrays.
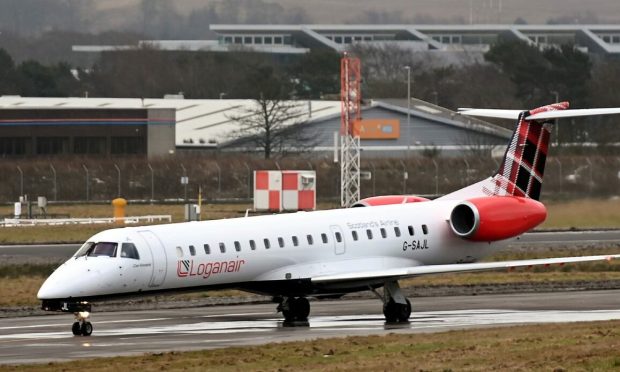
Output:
[[226, 97, 317, 159]]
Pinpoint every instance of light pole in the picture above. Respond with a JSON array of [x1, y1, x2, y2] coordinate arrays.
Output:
[[404, 65, 411, 157], [551, 90, 559, 146]]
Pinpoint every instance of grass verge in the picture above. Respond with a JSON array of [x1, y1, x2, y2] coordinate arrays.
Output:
[[2, 320, 620, 371]]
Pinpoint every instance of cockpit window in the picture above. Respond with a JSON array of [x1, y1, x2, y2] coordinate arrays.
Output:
[[76, 242, 118, 257], [120, 243, 140, 259]]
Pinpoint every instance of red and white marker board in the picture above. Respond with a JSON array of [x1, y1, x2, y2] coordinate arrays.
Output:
[[254, 170, 316, 212]]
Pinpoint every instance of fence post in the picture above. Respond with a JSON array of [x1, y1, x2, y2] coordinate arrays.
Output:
[[585, 157, 593, 193], [554, 158, 562, 194], [16, 166, 23, 198], [244, 162, 251, 199], [147, 163, 154, 203], [50, 164, 57, 201], [432, 159, 439, 196], [180, 163, 187, 202], [400, 160, 407, 194], [369, 162, 376, 196], [114, 163, 121, 198], [81, 164, 89, 201], [214, 162, 222, 194]]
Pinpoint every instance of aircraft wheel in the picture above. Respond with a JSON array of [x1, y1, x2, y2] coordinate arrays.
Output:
[[81, 321, 93, 336], [397, 299, 412, 322], [383, 299, 399, 323], [71, 322, 81, 336], [293, 297, 310, 321]]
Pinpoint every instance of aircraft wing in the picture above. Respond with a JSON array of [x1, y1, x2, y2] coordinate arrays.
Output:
[[311, 254, 620, 283], [459, 107, 620, 121]]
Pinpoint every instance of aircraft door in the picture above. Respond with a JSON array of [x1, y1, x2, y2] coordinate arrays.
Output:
[[137, 230, 168, 287], [330, 225, 346, 255]]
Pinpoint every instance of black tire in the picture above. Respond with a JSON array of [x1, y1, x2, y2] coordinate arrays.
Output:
[[81, 321, 93, 336], [397, 299, 412, 322], [383, 299, 398, 323], [72, 322, 81, 336], [293, 297, 310, 321]]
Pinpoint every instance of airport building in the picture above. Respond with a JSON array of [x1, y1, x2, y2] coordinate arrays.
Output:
[[0, 96, 511, 158], [73, 24, 620, 58]]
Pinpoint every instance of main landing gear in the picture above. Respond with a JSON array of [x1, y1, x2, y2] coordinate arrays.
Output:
[[276, 296, 310, 324], [374, 281, 411, 323]]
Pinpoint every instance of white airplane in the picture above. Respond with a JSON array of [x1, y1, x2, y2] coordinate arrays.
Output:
[[38, 102, 620, 336]]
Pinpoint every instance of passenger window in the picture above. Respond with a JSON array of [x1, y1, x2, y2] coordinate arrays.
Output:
[[292, 236, 299, 247], [408, 226, 414, 236], [234, 241, 241, 252], [204, 244, 210, 254], [366, 229, 373, 240], [321, 233, 328, 244], [176, 246, 183, 258], [307, 235, 314, 245], [189, 245, 196, 256], [264, 238, 271, 249], [278, 237, 284, 248], [120, 243, 139, 259], [335, 232, 342, 243], [250, 240, 256, 250], [352, 231, 358, 241], [380, 228, 387, 238], [394, 227, 401, 237], [219, 243, 226, 253], [422, 225, 429, 235]]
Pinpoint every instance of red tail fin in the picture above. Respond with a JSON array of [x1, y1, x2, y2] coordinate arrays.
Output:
[[485, 102, 569, 200]]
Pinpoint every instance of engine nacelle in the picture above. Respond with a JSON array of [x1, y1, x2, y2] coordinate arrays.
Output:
[[352, 195, 430, 207], [449, 196, 547, 242]]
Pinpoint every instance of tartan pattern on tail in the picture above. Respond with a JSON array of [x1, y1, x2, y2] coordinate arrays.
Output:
[[483, 102, 569, 200]]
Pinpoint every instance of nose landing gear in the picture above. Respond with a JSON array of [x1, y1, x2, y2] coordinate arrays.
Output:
[[72, 311, 93, 336], [41, 299, 93, 336]]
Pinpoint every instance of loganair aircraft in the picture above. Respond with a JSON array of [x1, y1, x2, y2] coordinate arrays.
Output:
[[39, 102, 620, 336]]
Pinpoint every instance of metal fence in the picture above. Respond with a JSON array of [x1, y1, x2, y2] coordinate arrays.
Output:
[[1, 155, 619, 204]]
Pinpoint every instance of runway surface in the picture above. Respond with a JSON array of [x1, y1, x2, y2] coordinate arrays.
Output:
[[1, 290, 619, 365], [2, 229, 619, 260]]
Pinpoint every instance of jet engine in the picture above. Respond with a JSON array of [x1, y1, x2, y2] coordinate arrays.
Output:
[[352, 195, 430, 207], [449, 196, 546, 242]]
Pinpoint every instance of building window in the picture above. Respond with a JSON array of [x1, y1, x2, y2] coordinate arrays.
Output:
[[292, 236, 299, 246], [307, 235, 314, 245], [0, 137, 29, 156], [249, 240, 256, 250], [334, 36, 342, 43], [278, 237, 284, 248], [224, 36, 232, 44], [422, 225, 429, 235], [203, 244, 210, 254], [254, 36, 263, 44], [234, 241, 241, 252], [219, 242, 226, 253], [321, 233, 328, 244], [111, 137, 145, 155], [74, 137, 106, 154], [380, 228, 387, 238], [189, 245, 196, 256], [366, 229, 373, 240], [352, 231, 358, 241], [36, 137, 68, 155], [234, 36, 242, 44], [344, 36, 352, 43], [244, 36, 252, 44], [274, 36, 282, 44], [408, 226, 414, 236], [264, 238, 271, 249], [264, 36, 272, 44]]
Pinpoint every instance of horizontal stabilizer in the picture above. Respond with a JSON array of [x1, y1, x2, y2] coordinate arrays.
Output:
[[459, 106, 620, 121], [312, 254, 620, 283]]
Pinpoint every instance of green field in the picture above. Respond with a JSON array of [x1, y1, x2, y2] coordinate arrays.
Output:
[[2, 320, 620, 371]]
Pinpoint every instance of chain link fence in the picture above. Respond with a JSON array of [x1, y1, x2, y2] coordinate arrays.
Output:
[[1, 155, 619, 204]]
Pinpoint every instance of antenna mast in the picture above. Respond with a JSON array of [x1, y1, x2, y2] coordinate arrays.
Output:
[[340, 54, 362, 208]]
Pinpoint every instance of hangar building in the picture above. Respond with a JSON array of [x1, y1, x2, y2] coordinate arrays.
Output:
[[0, 96, 511, 158]]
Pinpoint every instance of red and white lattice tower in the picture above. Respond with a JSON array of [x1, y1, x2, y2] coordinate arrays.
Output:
[[340, 53, 362, 208]]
